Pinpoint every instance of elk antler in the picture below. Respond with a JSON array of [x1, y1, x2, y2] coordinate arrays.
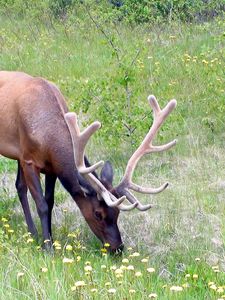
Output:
[[115, 95, 177, 211], [64, 113, 137, 211]]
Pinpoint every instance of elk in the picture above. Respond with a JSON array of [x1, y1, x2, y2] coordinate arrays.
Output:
[[0, 71, 177, 252]]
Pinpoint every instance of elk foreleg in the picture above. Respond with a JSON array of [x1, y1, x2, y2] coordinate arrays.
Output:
[[45, 174, 57, 238], [15, 161, 38, 238], [21, 160, 52, 249]]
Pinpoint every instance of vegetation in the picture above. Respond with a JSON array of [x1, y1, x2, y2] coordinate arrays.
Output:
[[0, 1, 224, 299]]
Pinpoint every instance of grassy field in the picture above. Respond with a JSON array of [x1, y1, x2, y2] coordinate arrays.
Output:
[[0, 8, 225, 300]]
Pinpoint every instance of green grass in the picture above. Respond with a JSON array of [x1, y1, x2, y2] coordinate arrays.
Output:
[[0, 9, 225, 300]]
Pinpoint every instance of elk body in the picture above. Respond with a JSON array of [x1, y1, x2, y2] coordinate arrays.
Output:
[[0, 71, 177, 252]]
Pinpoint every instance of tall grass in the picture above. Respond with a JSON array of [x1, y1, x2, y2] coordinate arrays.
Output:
[[0, 10, 224, 300]]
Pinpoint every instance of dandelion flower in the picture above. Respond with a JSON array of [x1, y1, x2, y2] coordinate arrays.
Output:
[[217, 287, 224, 294], [122, 258, 129, 264], [1, 217, 8, 222], [76, 256, 81, 262], [85, 261, 91, 265], [3, 224, 10, 228], [209, 284, 217, 290], [71, 281, 86, 290], [195, 257, 200, 262], [193, 274, 198, 280], [108, 288, 116, 294], [63, 257, 74, 264], [66, 244, 73, 251], [115, 269, 123, 275], [147, 267, 155, 273], [17, 272, 25, 278], [149, 293, 157, 298], [185, 274, 191, 278], [26, 238, 34, 243], [104, 243, 110, 248], [170, 286, 183, 292], [41, 267, 48, 273], [84, 265, 92, 272], [141, 258, 149, 263], [130, 252, 140, 257], [7, 229, 14, 233], [129, 289, 136, 294], [127, 265, 134, 271], [135, 271, 142, 277], [110, 265, 117, 271]]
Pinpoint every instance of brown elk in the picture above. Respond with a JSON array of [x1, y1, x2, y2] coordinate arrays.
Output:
[[0, 71, 177, 252]]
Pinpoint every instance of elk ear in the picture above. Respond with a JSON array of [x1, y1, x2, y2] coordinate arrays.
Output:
[[100, 161, 113, 187]]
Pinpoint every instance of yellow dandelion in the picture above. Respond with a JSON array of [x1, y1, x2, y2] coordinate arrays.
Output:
[[41, 267, 48, 273], [7, 229, 14, 233], [62, 257, 74, 264], [1, 217, 8, 222], [127, 247, 133, 251], [68, 233, 76, 237], [202, 59, 208, 64], [53, 241, 61, 247], [208, 282, 215, 286], [3, 224, 10, 228], [129, 289, 136, 294], [193, 274, 198, 280], [76, 256, 81, 262], [147, 267, 155, 273], [185, 274, 191, 278], [195, 257, 200, 262], [101, 248, 107, 253], [84, 265, 92, 272], [127, 265, 134, 271], [108, 288, 116, 294], [66, 244, 73, 251], [122, 258, 129, 264], [104, 243, 110, 248], [149, 293, 157, 298], [120, 265, 127, 271], [170, 286, 183, 292], [85, 261, 91, 265], [141, 258, 149, 263]]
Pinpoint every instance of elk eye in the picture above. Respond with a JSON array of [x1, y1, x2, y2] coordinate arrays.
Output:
[[94, 211, 103, 221]]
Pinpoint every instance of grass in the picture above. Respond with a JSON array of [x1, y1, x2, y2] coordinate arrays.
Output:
[[0, 8, 225, 300]]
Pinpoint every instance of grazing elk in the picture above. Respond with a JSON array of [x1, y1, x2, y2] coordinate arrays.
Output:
[[0, 71, 177, 252]]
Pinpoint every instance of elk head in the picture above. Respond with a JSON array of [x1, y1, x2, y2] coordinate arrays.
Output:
[[65, 95, 177, 252]]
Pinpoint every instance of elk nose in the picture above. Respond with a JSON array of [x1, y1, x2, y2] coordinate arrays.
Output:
[[111, 243, 124, 255]]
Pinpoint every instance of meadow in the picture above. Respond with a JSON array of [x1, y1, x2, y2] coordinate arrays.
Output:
[[0, 3, 225, 299]]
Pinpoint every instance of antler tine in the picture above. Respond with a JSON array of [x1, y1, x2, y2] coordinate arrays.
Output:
[[65, 112, 136, 210], [115, 95, 177, 210]]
